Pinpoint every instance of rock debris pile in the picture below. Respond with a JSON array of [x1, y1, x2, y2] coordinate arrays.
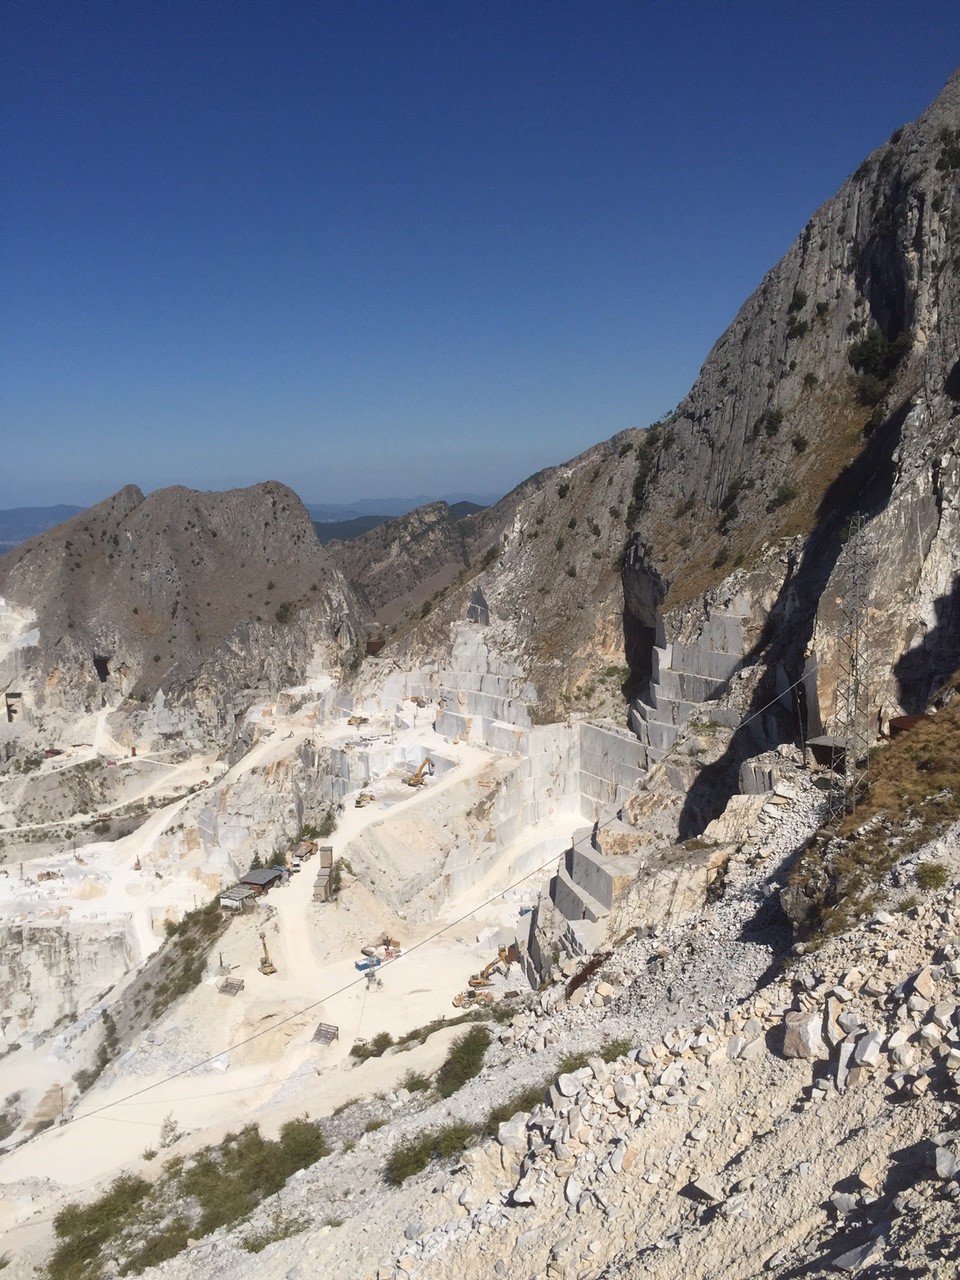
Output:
[[134, 805, 960, 1280]]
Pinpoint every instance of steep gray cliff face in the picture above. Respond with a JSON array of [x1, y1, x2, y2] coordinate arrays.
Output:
[[0, 920, 135, 1045], [0, 483, 362, 739], [353, 72, 960, 830], [331, 501, 474, 623], [610, 70, 960, 832], [641, 72, 960, 535], [370, 433, 644, 722]]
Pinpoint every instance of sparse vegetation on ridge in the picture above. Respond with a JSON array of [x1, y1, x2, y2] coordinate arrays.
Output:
[[435, 1025, 492, 1098], [48, 1119, 330, 1279], [789, 680, 960, 941], [383, 1080, 551, 1186]]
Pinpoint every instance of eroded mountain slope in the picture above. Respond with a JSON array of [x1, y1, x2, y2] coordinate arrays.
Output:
[[0, 482, 360, 738]]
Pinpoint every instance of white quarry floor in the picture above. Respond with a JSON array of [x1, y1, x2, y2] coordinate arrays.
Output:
[[0, 686, 577, 1225]]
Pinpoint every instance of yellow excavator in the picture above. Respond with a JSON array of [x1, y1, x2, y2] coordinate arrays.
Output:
[[405, 757, 435, 787], [258, 931, 277, 976], [467, 945, 511, 989]]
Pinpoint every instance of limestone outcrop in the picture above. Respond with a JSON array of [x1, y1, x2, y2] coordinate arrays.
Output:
[[0, 482, 361, 741], [357, 70, 960, 813]]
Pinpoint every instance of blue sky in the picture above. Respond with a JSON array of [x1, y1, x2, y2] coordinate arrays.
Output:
[[3, 2, 959, 509]]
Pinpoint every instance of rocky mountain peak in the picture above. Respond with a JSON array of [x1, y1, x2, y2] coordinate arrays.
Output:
[[0, 481, 361, 734]]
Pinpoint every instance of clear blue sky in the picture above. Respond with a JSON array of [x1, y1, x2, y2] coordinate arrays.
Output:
[[3, 2, 958, 509]]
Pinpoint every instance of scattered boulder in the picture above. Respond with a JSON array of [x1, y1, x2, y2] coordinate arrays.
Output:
[[782, 1010, 827, 1060]]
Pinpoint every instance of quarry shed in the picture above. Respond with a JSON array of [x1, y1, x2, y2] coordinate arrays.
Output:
[[218, 884, 255, 911], [239, 866, 285, 895]]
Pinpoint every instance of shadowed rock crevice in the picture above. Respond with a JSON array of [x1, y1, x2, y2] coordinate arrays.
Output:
[[621, 539, 667, 703], [894, 573, 960, 713], [678, 401, 907, 839]]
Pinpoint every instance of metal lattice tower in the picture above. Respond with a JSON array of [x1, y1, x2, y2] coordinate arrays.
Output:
[[828, 513, 874, 824]]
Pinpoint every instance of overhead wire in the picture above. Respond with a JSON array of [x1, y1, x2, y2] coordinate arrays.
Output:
[[63, 663, 815, 1130]]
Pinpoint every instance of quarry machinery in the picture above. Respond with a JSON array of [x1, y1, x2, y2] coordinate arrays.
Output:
[[405, 757, 435, 787], [258, 931, 277, 976], [467, 945, 511, 989], [453, 989, 493, 1008]]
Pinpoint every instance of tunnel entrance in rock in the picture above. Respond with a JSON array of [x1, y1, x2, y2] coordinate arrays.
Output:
[[93, 655, 111, 683]]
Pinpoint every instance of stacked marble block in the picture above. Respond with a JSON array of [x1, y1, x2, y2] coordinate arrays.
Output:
[[552, 821, 644, 932], [628, 609, 748, 762], [433, 665, 536, 746], [578, 720, 649, 818]]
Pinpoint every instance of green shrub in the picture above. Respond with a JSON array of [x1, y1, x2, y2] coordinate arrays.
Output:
[[625, 431, 659, 525], [349, 1031, 394, 1062], [0, 1092, 22, 1142], [764, 408, 784, 437], [242, 1211, 309, 1253], [936, 126, 960, 172], [788, 287, 807, 314], [752, 407, 784, 439], [49, 1116, 329, 1278], [398, 1070, 430, 1093], [435, 1026, 491, 1098], [383, 1122, 476, 1185], [916, 861, 950, 891], [557, 1050, 593, 1075], [765, 483, 796, 513], [848, 328, 911, 381], [479, 1085, 547, 1138], [50, 1175, 151, 1280], [331, 1096, 361, 1116], [786, 317, 808, 341], [120, 1219, 191, 1274], [601, 1038, 632, 1063], [791, 432, 808, 453], [855, 373, 886, 406]]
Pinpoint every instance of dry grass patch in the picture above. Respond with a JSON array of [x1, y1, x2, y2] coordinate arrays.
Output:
[[663, 388, 872, 610], [790, 681, 960, 940]]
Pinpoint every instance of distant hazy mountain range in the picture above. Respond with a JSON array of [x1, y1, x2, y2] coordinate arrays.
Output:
[[0, 505, 84, 553], [304, 493, 499, 522], [0, 494, 497, 554], [310, 499, 488, 545]]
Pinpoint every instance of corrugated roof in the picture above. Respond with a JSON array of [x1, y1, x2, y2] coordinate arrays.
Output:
[[240, 866, 285, 886], [219, 884, 255, 901]]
